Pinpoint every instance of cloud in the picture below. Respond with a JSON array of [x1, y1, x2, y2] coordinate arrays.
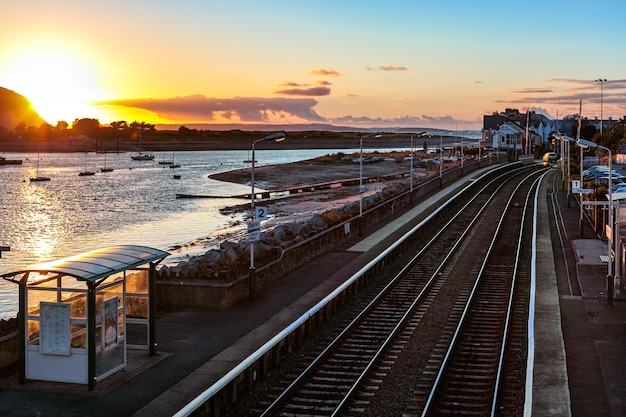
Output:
[[366, 65, 408, 71], [308, 68, 343, 77], [273, 86, 331, 96], [495, 78, 626, 118], [471, 80, 483, 85], [510, 88, 553, 94], [277, 81, 308, 87], [97, 95, 326, 122], [328, 113, 472, 128]]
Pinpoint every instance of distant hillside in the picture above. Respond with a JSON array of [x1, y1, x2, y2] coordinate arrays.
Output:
[[154, 122, 366, 132], [0, 87, 46, 130]]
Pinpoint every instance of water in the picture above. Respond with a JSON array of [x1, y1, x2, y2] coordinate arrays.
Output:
[[0, 149, 353, 320]]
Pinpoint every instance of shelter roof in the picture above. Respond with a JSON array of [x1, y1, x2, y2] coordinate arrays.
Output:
[[1, 245, 170, 283]]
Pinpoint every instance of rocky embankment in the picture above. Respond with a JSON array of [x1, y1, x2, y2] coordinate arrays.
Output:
[[157, 153, 415, 283]]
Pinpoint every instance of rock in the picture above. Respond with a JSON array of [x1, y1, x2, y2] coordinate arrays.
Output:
[[308, 213, 326, 229], [285, 221, 305, 237]]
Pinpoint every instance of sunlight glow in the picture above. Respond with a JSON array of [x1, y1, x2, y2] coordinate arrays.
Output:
[[3, 45, 106, 125]]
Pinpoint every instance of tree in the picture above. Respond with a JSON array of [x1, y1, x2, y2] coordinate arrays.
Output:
[[37, 122, 53, 140], [72, 118, 100, 138], [55, 120, 68, 130]]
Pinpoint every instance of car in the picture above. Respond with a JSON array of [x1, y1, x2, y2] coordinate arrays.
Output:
[[583, 166, 609, 181], [595, 176, 624, 187], [584, 169, 624, 182], [543, 152, 559, 163]]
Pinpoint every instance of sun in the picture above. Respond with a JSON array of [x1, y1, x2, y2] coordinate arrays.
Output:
[[2, 45, 106, 125]]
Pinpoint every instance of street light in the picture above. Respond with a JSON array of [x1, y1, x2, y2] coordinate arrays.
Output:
[[409, 132, 426, 203], [439, 131, 453, 180], [595, 79, 607, 135], [577, 138, 619, 302], [557, 134, 575, 207], [459, 130, 471, 171], [359, 132, 382, 235], [249, 132, 286, 301]]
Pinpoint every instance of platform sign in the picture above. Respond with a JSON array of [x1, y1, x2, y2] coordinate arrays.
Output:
[[573, 188, 594, 194], [572, 180, 581, 189], [248, 219, 261, 243], [255, 206, 268, 220]]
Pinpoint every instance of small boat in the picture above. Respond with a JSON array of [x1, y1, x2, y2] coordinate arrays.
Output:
[[159, 152, 174, 165], [130, 127, 153, 160], [131, 152, 154, 161], [100, 152, 114, 172], [172, 174, 181, 179], [79, 142, 96, 176], [168, 152, 180, 168], [30, 153, 50, 182], [0, 156, 22, 165]]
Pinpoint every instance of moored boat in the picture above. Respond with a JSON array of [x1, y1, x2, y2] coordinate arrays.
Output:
[[29, 153, 50, 182], [0, 156, 22, 165], [131, 152, 154, 161]]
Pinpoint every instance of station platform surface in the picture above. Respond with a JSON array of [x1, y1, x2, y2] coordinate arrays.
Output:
[[0, 164, 624, 417]]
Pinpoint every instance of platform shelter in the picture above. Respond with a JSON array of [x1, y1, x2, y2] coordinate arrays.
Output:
[[1, 245, 169, 390]]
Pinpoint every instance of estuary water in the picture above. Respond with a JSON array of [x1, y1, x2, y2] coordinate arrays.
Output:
[[0, 149, 351, 320]]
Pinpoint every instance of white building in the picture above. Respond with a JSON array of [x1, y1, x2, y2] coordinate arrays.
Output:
[[492, 121, 525, 151]]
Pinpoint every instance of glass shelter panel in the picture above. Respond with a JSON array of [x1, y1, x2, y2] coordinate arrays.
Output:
[[95, 279, 126, 380], [125, 269, 150, 349]]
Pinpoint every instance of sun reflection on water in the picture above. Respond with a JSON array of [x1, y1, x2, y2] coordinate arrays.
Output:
[[13, 178, 70, 265]]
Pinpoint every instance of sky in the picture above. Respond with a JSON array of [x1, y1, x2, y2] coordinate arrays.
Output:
[[1, 0, 625, 130]]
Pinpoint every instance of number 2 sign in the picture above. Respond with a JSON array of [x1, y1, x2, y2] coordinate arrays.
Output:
[[255, 206, 268, 220]]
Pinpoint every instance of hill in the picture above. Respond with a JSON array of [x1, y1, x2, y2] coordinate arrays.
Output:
[[0, 87, 46, 130]]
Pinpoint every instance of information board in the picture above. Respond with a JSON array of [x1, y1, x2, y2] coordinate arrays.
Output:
[[40, 302, 71, 356], [248, 219, 261, 243]]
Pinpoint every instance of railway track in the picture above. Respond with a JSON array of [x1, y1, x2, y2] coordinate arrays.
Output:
[[416, 168, 543, 417], [226, 165, 549, 417]]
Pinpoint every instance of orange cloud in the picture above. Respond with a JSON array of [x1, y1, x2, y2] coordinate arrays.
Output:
[[98, 95, 325, 122], [308, 68, 344, 77]]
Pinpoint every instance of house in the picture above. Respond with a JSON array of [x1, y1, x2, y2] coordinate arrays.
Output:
[[483, 108, 558, 152], [491, 121, 525, 151]]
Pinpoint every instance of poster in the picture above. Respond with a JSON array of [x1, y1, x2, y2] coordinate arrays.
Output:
[[40, 302, 71, 355], [104, 296, 118, 349]]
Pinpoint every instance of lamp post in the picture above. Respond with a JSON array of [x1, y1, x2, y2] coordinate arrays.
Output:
[[359, 132, 382, 235], [409, 132, 426, 204], [577, 138, 618, 302], [439, 131, 453, 181], [595, 78, 607, 135], [479, 129, 484, 167], [249, 132, 286, 301]]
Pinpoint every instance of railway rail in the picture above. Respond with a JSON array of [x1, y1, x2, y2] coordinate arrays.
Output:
[[233, 165, 549, 417]]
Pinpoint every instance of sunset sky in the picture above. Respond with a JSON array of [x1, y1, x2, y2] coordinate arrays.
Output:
[[2, 0, 624, 130]]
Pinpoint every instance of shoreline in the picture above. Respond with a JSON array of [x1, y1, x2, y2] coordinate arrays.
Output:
[[164, 152, 434, 265]]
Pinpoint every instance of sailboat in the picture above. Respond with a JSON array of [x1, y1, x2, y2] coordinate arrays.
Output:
[[130, 127, 154, 160], [131, 152, 154, 161], [79, 141, 96, 176], [100, 152, 114, 172], [169, 152, 180, 169], [29, 153, 50, 182], [159, 152, 173, 165]]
